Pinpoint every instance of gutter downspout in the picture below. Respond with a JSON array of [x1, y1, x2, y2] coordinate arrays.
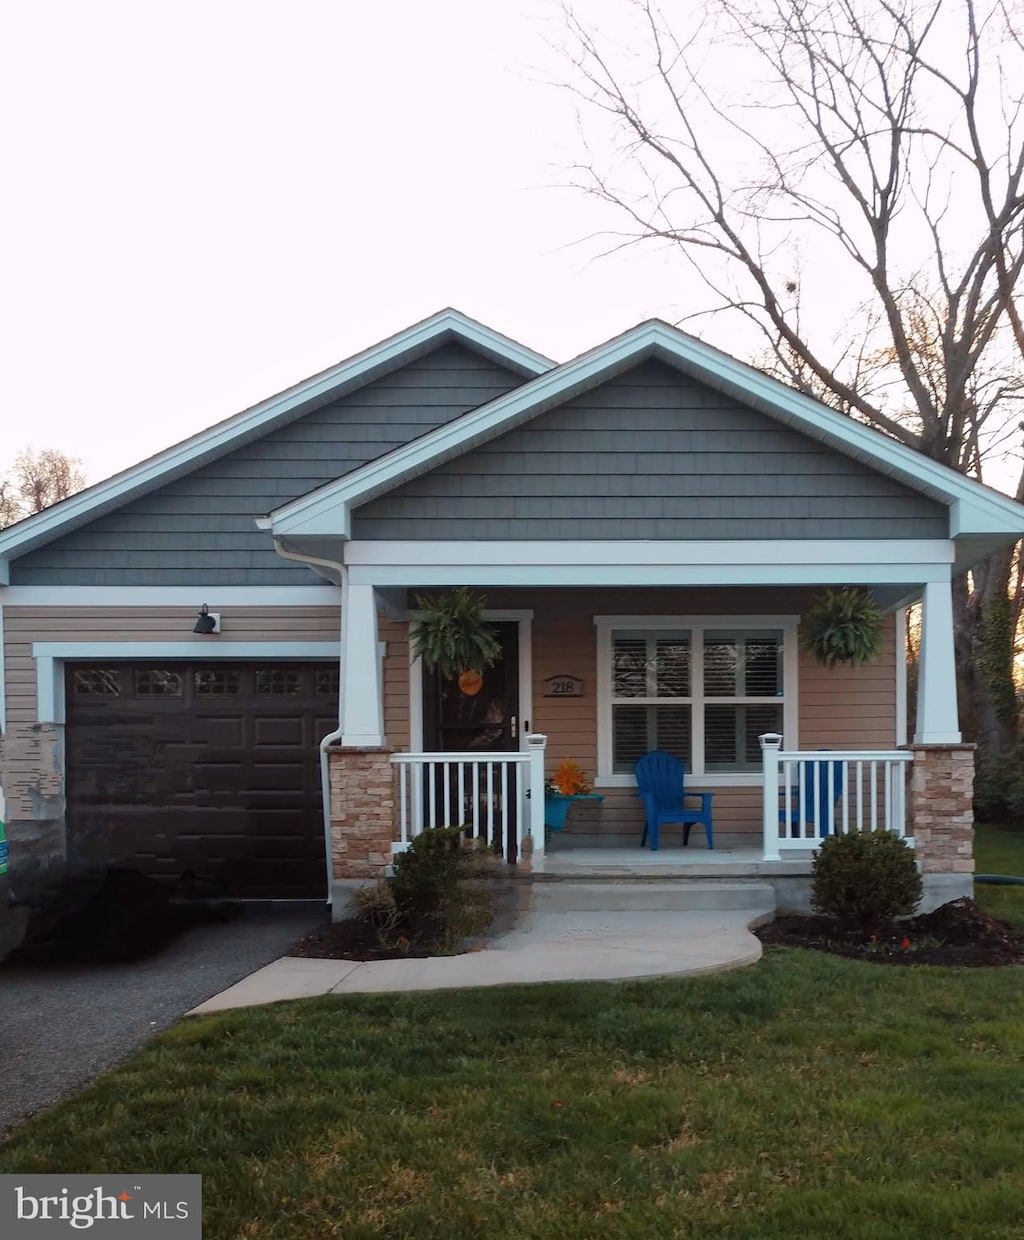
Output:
[[271, 536, 347, 908]]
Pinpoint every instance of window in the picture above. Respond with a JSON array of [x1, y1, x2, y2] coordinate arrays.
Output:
[[611, 630, 693, 771], [71, 668, 120, 696], [315, 669, 340, 696], [597, 616, 798, 783], [255, 669, 301, 695], [134, 669, 183, 696], [194, 670, 240, 695]]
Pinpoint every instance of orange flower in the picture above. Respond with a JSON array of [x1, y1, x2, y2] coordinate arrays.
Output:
[[551, 760, 591, 796]]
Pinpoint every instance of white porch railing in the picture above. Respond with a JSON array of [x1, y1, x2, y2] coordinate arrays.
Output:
[[391, 733, 547, 864], [759, 734, 914, 862]]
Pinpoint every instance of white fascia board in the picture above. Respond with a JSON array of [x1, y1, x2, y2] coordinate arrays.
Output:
[[348, 564, 951, 588], [267, 319, 1024, 541], [272, 507, 352, 539], [343, 539, 955, 567], [949, 495, 1024, 537], [1, 586, 342, 605], [0, 310, 551, 566]]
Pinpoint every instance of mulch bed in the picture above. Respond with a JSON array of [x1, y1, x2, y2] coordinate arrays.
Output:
[[287, 874, 525, 961], [288, 918, 441, 961], [756, 897, 1024, 967]]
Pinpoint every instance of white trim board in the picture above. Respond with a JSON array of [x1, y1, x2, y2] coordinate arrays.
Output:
[[342, 538, 954, 588], [347, 563, 951, 589], [32, 641, 341, 724], [1, 587, 343, 606], [344, 539, 954, 566], [0, 309, 552, 573], [268, 319, 1024, 545]]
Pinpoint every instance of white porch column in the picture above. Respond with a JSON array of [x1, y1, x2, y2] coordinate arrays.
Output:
[[915, 578, 961, 744], [525, 732, 548, 863], [340, 579, 385, 747], [760, 732, 783, 862]]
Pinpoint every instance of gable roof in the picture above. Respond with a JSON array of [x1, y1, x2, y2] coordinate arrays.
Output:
[[0, 310, 552, 579], [267, 319, 1024, 561]]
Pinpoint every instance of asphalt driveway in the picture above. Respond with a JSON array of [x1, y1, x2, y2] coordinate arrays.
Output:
[[0, 902, 326, 1139]]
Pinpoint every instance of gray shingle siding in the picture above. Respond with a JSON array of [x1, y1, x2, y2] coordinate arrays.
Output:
[[352, 361, 948, 540], [11, 345, 525, 584]]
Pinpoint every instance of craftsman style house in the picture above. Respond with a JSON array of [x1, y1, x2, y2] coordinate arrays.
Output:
[[0, 310, 1018, 914]]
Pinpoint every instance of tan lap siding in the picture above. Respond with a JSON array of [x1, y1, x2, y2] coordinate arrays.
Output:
[[380, 616, 410, 749], [799, 618, 898, 749]]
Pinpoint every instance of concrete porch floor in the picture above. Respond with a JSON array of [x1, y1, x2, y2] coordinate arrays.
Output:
[[535, 846, 815, 877]]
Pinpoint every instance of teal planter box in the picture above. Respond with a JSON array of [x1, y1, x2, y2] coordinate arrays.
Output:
[[544, 793, 604, 831]]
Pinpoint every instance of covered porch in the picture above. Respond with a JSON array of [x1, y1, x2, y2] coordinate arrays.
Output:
[[323, 547, 972, 910]]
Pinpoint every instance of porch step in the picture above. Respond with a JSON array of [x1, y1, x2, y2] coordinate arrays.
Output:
[[530, 879, 777, 915]]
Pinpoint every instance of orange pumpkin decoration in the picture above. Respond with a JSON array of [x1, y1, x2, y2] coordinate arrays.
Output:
[[458, 669, 484, 696]]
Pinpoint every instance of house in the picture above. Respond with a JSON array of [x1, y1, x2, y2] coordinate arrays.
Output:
[[0, 309, 1018, 917]]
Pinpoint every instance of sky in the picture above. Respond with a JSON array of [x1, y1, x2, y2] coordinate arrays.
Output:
[[2, 0, 1021, 495]]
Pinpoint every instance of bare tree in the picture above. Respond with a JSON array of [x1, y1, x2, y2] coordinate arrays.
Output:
[[0, 478, 21, 530], [0, 448, 86, 530], [561, 0, 1024, 754]]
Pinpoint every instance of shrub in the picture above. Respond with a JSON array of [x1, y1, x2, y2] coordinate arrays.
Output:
[[811, 830, 923, 931], [352, 880, 401, 936], [388, 825, 496, 951]]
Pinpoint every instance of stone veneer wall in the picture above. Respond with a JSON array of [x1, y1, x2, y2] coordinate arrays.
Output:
[[328, 747, 395, 883], [907, 743, 976, 875]]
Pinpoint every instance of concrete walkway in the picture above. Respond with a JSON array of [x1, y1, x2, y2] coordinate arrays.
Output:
[[189, 909, 767, 1013]]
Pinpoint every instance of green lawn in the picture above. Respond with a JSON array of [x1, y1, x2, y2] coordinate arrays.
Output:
[[974, 822, 1024, 929], [2, 831, 1023, 1240]]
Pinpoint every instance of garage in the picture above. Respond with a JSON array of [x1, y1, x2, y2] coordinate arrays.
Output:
[[65, 661, 340, 898]]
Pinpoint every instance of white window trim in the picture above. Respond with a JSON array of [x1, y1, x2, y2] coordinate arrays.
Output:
[[594, 615, 800, 787]]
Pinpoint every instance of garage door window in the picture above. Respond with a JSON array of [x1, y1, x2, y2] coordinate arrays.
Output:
[[194, 670, 241, 695], [71, 669, 120, 695], [134, 669, 184, 696], [316, 669, 340, 695], [255, 669, 302, 695]]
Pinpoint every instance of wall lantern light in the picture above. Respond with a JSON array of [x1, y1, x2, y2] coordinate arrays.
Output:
[[193, 604, 221, 635]]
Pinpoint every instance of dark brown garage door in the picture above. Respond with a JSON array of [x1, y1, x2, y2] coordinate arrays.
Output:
[[65, 662, 340, 898]]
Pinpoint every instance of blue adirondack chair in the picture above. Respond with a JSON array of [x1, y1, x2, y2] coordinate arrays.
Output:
[[634, 750, 715, 850], [780, 755, 844, 839]]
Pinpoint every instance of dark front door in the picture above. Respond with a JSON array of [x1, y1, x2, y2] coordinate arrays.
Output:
[[420, 622, 522, 850], [422, 621, 520, 753]]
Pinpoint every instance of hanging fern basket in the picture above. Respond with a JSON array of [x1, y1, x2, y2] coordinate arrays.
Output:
[[802, 588, 884, 669], [411, 587, 502, 680]]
